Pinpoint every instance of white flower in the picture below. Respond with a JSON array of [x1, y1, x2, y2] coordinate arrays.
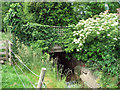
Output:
[[102, 21, 107, 25], [73, 31, 76, 34], [80, 34, 84, 37], [78, 31, 81, 33], [107, 34, 110, 36], [99, 27, 104, 31], [87, 26, 93, 29], [79, 43, 83, 46], [113, 38, 117, 40], [79, 37, 82, 40], [74, 39, 79, 44], [111, 24, 114, 26], [89, 29, 93, 31], [91, 24, 95, 25], [73, 34, 75, 36], [78, 38, 80, 42], [74, 39, 77, 42], [97, 31, 100, 34], [99, 15, 103, 17], [86, 32, 90, 35], [83, 40, 85, 43], [77, 49, 79, 51], [93, 20, 97, 22], [114, 22, 118, 25]]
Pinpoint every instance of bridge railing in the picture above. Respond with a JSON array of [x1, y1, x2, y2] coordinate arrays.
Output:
[[49, 26, 70, 36]]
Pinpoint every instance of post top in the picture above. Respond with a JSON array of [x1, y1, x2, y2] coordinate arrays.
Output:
[[42, 68, 46, 71]]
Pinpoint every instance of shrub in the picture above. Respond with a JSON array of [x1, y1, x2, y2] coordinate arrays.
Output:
[[70, 11, 119, 87]]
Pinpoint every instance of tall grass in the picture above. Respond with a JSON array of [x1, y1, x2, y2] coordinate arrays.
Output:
[[15, 44, 68, 88], [0, 32, 12, 41], [1, 32, 83, 88]]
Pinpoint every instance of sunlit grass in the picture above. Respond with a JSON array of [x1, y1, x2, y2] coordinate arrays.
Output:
[[2, 62, 68, 88], [2, 64, 33, 88], [0, 32, 12, 41]]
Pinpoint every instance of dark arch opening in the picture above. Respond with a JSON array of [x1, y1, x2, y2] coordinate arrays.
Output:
[[50, 52, 85, 82]]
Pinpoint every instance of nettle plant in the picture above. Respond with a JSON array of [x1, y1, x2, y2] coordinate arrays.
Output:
[[73, 11, 119, 77]]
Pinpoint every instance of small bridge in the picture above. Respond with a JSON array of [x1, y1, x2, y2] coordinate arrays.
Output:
[[50, 44, 63, 53], [0, 40, 12, 64]]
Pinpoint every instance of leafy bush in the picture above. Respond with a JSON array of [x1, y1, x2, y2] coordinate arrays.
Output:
[[69, 11, 119, 87], [21, 23, 59, 45], [60, 24, 76, 52], [3, 3, 22, 32], [21, 2, 78, 26]]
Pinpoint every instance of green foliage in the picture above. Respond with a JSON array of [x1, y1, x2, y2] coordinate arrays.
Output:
[[20, 23, 61, 49], [2, 2, 10, 31], [60, 25, 77, 53], [30, 40, 48, 51], [21, 2, 78, 26], [100, 74, 118, 88], [69, 12, 119, 87], [21, 23, 77, 52], [73, 2, 119, 20], [3, 3, 22, 33], [2, 2, 119, 31]]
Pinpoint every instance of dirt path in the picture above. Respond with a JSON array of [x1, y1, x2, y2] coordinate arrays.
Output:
[[44, 77, 57, 88]]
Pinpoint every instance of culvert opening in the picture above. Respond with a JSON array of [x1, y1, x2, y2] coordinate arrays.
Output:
[[50, 52, 85, 83]]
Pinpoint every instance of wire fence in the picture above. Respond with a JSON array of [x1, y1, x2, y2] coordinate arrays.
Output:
[[12, 64, 25, 88], [12, 51, 40, 77], [11, 51, 46, 88], [12, 58, 36, 88]]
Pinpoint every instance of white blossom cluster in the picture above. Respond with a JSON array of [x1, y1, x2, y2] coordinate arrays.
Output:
[[73, 12, 118, 51]]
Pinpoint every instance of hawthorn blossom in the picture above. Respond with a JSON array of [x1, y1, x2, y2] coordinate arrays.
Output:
[[113, 38, 117, 41], [97, 31, 100, 34], [107, 34, 110, 36]]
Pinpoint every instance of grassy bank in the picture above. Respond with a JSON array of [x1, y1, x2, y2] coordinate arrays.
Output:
[[1, 32, 82, 88], [2, 61, 67, 88]]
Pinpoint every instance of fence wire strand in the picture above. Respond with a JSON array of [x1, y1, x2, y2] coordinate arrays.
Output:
[[12, 64, 25, 88], [11, 51, 46, 88], [12, 58, 36, 88], [11, 51, 40, 77]]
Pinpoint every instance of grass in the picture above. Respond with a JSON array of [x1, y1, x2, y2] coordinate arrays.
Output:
[[2, 64, 34, 88], [2, 31, 118, 88], [0, 32, 68, 88], [2, 63, 68, 88], [2, 59, 88, 88], [2, 60, 68, 88], [0, 32, 12, 41]]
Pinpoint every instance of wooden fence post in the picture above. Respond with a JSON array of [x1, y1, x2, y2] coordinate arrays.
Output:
[[37, 68, 46, 88], [8, 41, 12, 65], [6, 40, 9, 61]]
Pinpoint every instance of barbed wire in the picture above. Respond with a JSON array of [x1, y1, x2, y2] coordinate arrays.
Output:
[[11, 51, 40, 77], [12, 64, 25, 88], [12, 58, 36, 88]]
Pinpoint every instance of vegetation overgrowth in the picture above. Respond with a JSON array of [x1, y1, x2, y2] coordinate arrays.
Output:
[[1, 32, 82, 88], [2, 2, 119, 31], [1, 2, 120, 88]]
